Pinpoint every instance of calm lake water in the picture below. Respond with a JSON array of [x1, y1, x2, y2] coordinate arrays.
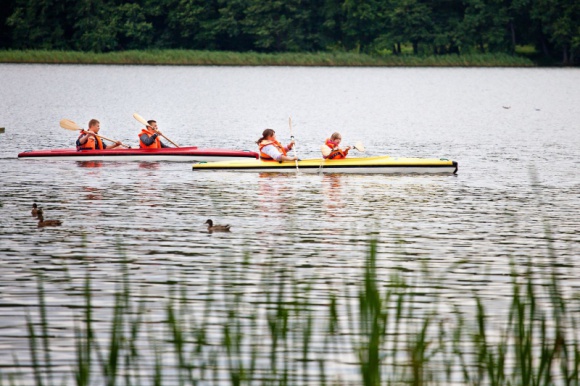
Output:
[[0, 64, 579, 384]]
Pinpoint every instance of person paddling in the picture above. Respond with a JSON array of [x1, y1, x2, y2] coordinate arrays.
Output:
[[321, 132, 351, 159], [77, 119, 122, 151], [256, 129, 298, 162], [139, 120, 170, 149]]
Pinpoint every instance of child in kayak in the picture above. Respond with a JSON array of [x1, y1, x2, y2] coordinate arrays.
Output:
[[256, 129, 298, 162], [321, 132, 351, 159]]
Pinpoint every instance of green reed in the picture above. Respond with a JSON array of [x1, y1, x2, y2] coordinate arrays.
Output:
[[4, 232, 580, 385], [0, 49, 535, 67]]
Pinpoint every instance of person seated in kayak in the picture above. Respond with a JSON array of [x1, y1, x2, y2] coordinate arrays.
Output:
[[77, 119, 122, 151], [139, 120, 170, 149], [321, 132, 351, 160], [256, 129, 298, 162]]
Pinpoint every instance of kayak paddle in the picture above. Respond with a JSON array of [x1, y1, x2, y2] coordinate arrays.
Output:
[[289, 116, 298, 173]]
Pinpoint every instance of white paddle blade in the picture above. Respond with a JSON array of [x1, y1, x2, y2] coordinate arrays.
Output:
[[320, 145, 332, 157], [353, 141, 365, 152], [60, 119, 82, 131], [133, 112, 149, 126]]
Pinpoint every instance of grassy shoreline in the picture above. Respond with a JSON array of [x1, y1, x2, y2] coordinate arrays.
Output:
[[0, 49, 537, 67]]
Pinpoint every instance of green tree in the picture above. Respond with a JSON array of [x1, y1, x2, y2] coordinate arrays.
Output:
[[430, 0, 464, 54], [7, 0, 73, 49], [164, 0, 220, 49], [113, 2, 153, 50], [69, 0, 153, 51], [0, 0, 17, 48], [342, 0, 384, 52], [460, 0, 511, 53], [214, 0, 257, 51], [71, 0, 118, 52], [382, 0, 433, 54], [240, 0, 310, 52], [317, 0, 347, 50], [531, 0, 580, 64]]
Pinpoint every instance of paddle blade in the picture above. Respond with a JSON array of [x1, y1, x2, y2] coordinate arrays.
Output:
[[320, 145, 331, 157], [133, 112, 149, 126], [353, 141, 365, 152], [60, 119, 82, 131]]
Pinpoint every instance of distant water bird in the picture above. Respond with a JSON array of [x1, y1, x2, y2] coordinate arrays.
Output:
[[502, 106, 511, 109], [535, 108, 541, 111], [37, 208, 62, 227], [31, 203, 39, 217], [205, 219, 230, 232]]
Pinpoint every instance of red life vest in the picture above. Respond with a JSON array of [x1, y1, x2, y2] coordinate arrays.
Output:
[[77, 132, 104, 151], [139, 128, 161, 149], [324, 138, 348, 159], [259, 140, 287, 160]]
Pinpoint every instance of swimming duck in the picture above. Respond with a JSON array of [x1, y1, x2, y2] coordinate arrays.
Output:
[[205, 219, 230, 232], [31, 203, 39, 217], [37, 208, 62, 227]]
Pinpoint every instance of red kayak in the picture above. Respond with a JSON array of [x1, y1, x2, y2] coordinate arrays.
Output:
[[17, 146, 259, 162]]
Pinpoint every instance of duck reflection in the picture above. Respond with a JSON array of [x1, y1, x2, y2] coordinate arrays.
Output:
[[83, 187, 103, 200]]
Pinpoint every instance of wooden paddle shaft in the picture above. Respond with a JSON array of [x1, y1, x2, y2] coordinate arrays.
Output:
[[289, 116, 299, 172], [81, 131, 130, 148], [157, 132, 179, 147]]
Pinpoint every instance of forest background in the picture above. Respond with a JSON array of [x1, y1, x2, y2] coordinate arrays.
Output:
[[0, 0, 578, 65]]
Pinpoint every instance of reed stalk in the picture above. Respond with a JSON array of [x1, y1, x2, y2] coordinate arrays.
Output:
[[6, 230, 579, 385]]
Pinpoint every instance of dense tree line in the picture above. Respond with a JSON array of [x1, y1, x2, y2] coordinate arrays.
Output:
[[0, 0, 578, 64]]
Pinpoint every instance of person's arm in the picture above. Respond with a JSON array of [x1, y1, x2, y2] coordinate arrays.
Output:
[[139, 133, 158, 146], [78, 131, 94, 145], [262, 144, 298, 162], [279, 154, 299, 161], [106, 141, 122, 149]]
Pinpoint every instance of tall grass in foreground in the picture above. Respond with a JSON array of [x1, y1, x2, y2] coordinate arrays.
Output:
[[0, 49, 535, 67], [2, 236, 579, 385]]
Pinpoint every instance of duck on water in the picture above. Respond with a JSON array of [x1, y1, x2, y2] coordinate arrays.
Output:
[[205, 219, 230, 232]]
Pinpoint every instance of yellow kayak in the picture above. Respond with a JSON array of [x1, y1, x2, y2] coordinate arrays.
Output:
[[192, 155, 458, 174]]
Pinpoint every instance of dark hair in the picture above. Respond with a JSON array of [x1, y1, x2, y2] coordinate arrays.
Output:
[[147, 120, 156, 125], [88, 119, 99, 128], [256, 128, 275, 145]]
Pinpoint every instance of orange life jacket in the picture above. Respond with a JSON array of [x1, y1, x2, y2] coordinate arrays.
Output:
[[139, 128, 161, 149], [324, 138, 348, 160], [77, 132, 104, 151], [259, 140, 287, 160]]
